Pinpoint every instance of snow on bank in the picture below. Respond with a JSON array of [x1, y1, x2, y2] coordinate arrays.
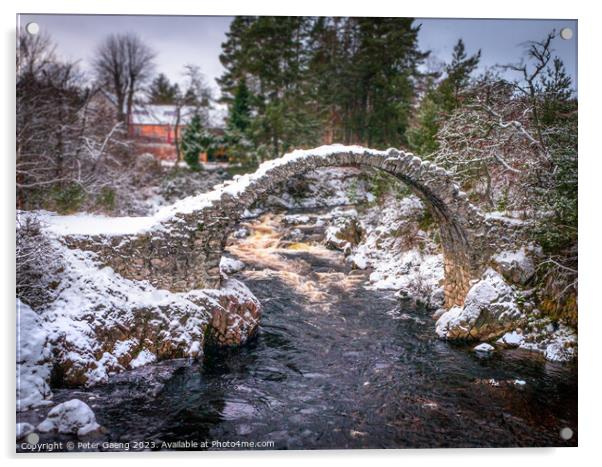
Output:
[[436, 268, 577, 362], [37, 399, 100, 436], [332, 195, 445, 309], [16, 238, 211, 410], [16, 230, 262, 411]]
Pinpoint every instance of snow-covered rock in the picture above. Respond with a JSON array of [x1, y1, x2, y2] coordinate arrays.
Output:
[[325, 215, 363, 252], [220, 256, 245, 275], [16, 422, 35, 440], [544, 342, 576, 362], [436, 269, 524, 341], [16, 233, 262, 397], [37, 399, 100, 436], [517, 317, 577, 362], [497, 330, 524, 347], [16, 299, 52, 411], [283, 214, 311, 225], [473, 343, 495, 353], [492, 247, 535, 285], [129, 349, 157, 369]]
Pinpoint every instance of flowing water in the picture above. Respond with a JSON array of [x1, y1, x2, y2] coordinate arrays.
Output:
[[23, 209, 578, 450]]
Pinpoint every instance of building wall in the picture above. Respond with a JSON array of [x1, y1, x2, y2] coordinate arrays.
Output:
[[130, 124, 185, 144]]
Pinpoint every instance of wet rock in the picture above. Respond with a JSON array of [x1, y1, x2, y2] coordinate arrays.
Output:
[[436, 269, 524, 341], [37, 399, 100, 436], [200, 279, 262, 347], [220, 256, 245, 275], [496, 330, 524, 348], [325, 215, 364, 251], [473, 343, 495, 353]]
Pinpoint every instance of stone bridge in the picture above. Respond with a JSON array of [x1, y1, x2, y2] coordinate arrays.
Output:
[[62, 145, 495, 308]]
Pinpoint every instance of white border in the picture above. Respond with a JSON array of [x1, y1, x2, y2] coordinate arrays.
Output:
[[3, 1, 600, 466]]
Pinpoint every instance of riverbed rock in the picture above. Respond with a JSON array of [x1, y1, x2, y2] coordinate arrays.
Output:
[[220, 256, 245, 275], [195, 279, 262, 347], [37, 399, 100, 436], [436, 269, 524, 341], [496, 330, 524, 348], [325, 215, 364, 251], [473, 343, 495, 353]]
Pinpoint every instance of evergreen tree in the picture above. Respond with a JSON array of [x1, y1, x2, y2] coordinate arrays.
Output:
[[408, 38, 480, 156], [218, 16, 428, 157], [147, 73, 180, 105], [437, 39, 481, 113], [407, 87, 441, 156], [227, 78, 251, 133], [180, 113, 213, 170], [223, 78, 254, 164]]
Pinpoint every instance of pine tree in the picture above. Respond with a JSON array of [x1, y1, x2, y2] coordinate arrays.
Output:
[[437, 39, 481, 113], [181, 113, 207, 170], [227, 78, 251, 133], [147, 73, 180, 105], [409, 38, 480, 155], [407, 88, 441, 156]]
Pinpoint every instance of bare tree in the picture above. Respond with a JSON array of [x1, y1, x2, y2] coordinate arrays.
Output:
[[17, 31, 140, 214], [17, 30, 56, 78], [92, 33, 156, 128]]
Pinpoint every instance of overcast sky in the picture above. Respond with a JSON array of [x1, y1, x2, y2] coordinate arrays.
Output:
[[18, 14, 577, 95]]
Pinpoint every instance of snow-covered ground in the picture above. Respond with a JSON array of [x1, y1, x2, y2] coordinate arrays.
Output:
[[16, 232, 259, 412]]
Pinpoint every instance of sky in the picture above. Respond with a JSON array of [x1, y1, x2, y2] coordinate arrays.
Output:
[[18, 14, 578, 96]]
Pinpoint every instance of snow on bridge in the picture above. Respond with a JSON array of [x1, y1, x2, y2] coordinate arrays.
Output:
[[45, 144, 494, 307]]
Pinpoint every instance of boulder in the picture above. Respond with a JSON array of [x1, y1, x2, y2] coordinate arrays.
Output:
[[492, 247, 535, 285], [37, 399, 100, 436], [473, 343, 495, 353], [219, 256, 245, 275], [496, 330, 524, 347], [436, 269, 524, 341]]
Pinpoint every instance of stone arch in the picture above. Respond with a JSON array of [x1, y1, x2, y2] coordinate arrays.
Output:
[[62, 146, 488, 308]]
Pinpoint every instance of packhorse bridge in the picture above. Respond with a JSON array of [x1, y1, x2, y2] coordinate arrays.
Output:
[[62, 145, 494, 308]]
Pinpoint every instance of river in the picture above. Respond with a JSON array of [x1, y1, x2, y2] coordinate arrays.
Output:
[[25, 208, 577, 450]]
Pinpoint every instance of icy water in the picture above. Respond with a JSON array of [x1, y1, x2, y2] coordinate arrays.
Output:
[[22, 210, 577, 450]]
